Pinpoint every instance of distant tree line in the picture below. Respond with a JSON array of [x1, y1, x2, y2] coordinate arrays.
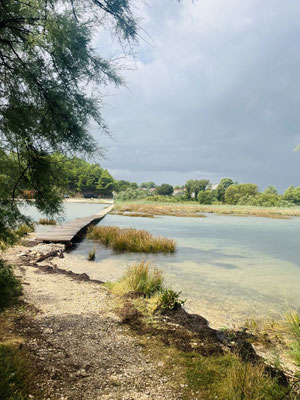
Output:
[[115, 176, 300, 207], [4, 150, 299, 206]]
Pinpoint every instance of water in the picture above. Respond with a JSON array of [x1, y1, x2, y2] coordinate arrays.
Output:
[[22, 202, 300, 327]]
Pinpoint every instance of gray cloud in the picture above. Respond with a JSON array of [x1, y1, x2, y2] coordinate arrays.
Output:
[[95, 0, 300, 191]]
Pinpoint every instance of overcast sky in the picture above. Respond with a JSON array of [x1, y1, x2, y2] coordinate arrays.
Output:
[[94, 0, 300, 192]]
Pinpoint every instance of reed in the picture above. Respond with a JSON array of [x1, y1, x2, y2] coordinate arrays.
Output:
[[87, 248, 96, 261], [39, 218, 57, 225], [87, 226, 176, 253]]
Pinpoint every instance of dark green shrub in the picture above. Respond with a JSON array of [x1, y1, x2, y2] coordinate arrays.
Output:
[[0, 260, 22, 310], [158, 289, 185, 310]]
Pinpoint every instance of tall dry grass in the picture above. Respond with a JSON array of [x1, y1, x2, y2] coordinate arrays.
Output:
[[87, 226, 176, 253]]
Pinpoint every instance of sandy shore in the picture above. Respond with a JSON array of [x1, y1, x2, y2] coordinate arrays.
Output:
[[64, 198, 114, 204]]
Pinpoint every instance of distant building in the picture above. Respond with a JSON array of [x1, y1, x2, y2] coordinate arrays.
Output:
[[173, 188, 184, 196], [210, 184, 219, 191]]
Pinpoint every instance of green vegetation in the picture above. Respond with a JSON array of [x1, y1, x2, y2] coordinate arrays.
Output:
[[110, 264, 296, 399], [0, 0, 137, 248], [0, 260, 22, 311], [114, 261, 164, 298], [39, 218, 57, 225], [87, 248, 96, 261], [286, 312, 300, 370], [0, 344, 31, 400], [157, 289, 185, 311], [87, 226, 176, 253]]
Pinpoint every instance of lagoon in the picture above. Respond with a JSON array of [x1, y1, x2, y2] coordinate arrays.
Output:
[[23, 202, 300, 327]]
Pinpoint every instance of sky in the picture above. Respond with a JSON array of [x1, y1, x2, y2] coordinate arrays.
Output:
[[94, 0, 300, 192]]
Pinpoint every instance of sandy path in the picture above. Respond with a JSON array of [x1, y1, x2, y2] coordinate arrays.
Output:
[[4, 245, 180, 400]]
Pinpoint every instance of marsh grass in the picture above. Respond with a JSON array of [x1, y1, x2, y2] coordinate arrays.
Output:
[[39, 218, 57, 225], [112, 261, 164, 298], [87, 247, 96, 261], [87, 226, 176, 253], [0, 260, 22, 311], [114, 200, 300, 219]]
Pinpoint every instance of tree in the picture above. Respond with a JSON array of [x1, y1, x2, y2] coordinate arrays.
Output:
[[96, 169, 114, 197], [283, 186, 300, 205], [224, 184, 258, 205], [264, 185, 278, 195], [216, 178, 234, 202], [0, 0, 137, 246], [185, 179, 210, 200], [114, 180, 138, 193], [141, 181, 156, 189], [198, 190, 215, 205], [156, 184, 174, 196]]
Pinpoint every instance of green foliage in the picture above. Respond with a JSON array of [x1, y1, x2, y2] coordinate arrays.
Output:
[[264, 185, 278, 195], [0, 260, 22, 311], [115, 188, 148, 201], [198, 189, 215, 205], [156, 184, 174, 196], [181, 353, 289, 400], [87, 226, 176, 253], [0, 0, 137, 247], [140, 181, 156, 189], [283, 186, 300, 205], [0, 344, 30, 400], [158, 289, 185, 310], [88, 248, 96, 261], [185, 179, 210, 200], [117, 261, 164, 298], [96, 169, 114, 197], [216, 178, 234, 202], [225, 183, 259, 205], [114, 180, 138, 193], [286, 312, 300, 369], [144, 195, 178, 203]]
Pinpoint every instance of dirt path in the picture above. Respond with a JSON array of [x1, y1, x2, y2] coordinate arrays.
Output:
[[4, 245, 181, 400]]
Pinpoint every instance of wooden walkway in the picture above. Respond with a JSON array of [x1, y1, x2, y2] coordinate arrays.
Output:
[[36, 205, 114, 243]]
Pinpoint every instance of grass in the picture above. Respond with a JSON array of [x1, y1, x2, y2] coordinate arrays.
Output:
[[113, 261, 164, 297], [39, 218, 57, 225], [114, 200, 300, 219], [87, 247, 96, 261], [0, 344, 30, 400], [286, 312, 300, 370], [0, 260, 22, 311], [87, 226, 176, 253]]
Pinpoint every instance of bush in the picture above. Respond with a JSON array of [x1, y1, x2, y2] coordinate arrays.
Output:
[[0, 260, 22, 311], [118, 261, 164, 297], [158, 289, 185, 310], [87, 226, 176, 253], [114, 188, 147, 201]]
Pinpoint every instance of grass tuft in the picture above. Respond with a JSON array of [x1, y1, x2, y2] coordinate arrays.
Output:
[[39, 218, 56, 225], [87, 247, 96, 261], [87, 225, 176, 253], [0, 260, 22, 311], [114, 261, 164, 298]]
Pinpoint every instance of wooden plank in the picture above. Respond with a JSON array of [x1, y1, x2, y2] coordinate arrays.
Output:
[[36, 205, 113, 243]]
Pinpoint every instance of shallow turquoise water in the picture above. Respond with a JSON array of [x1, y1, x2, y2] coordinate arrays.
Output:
[[21, 203, 300, 326], [74, 212, 300, 326]]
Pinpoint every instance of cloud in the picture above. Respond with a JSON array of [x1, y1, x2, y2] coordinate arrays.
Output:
[[95, 0, 300, 191]]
